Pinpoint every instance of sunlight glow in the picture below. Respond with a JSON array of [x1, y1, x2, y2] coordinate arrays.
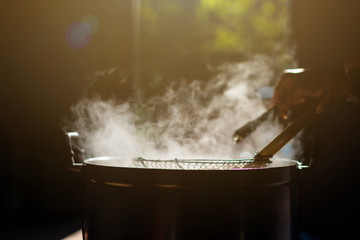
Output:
[[284, 68, 305, 74]]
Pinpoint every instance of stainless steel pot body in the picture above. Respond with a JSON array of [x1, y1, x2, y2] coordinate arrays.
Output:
[[78, 157, 300, 240]]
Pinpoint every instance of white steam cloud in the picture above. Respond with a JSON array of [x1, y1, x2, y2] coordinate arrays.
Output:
[[65, 56, 296, 165]]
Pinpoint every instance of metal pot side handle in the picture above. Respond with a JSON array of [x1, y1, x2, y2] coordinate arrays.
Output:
[[294, 134, 319, 170], [297, 161, 310, 169], [66, 132, 84, 173]]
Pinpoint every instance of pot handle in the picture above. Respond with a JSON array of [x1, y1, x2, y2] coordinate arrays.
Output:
[[298, 134, 319, 169], [66, 132, 84, 173]]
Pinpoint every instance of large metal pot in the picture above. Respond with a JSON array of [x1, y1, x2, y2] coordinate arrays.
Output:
[[67, 133, 305, 240]]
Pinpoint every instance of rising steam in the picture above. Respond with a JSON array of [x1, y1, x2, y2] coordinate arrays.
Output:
[[65, 56, 296, 165]]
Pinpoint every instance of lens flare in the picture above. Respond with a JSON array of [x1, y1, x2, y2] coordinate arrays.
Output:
[[66, 22, 91, 49], [80, 15, 99, 35], [66, 15, 98, 49]]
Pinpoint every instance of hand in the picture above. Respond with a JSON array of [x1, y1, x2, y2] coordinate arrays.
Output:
[[271, 67, 344, 119], [317, 68, 360, 113]]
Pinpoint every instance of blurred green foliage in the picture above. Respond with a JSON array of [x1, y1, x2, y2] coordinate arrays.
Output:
[[138, 0, 292, 95]]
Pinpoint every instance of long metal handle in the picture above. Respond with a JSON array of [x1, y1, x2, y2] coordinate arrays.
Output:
[[233, 107, 275, 143], [256, 101, 319, 160]]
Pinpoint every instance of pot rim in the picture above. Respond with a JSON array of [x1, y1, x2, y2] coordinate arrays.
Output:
[[84, 156, 299, 169], [79, 156, 300, 189]]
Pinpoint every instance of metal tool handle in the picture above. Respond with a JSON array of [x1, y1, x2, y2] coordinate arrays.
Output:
[[233, 107, 275, 143], [256, 101, 319, 160], [65, 132, 84, 172]]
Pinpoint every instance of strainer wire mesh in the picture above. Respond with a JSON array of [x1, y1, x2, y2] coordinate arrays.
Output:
[[135, 157, 257, 170]]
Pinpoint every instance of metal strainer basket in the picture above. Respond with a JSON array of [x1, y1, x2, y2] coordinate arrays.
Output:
[[134, 157, 268, 170]]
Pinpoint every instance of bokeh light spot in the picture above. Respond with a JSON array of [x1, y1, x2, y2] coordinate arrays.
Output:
[[66, 21, 91, 49], [80, 15, 99, 35]]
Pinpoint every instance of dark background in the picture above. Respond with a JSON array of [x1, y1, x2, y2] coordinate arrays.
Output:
[[1, 0, 360, 239], [290, 1, 360, 239], [0, 1, 133, 238]]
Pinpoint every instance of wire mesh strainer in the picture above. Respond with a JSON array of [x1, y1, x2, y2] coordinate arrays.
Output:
[[134, 157, 270, 170]]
